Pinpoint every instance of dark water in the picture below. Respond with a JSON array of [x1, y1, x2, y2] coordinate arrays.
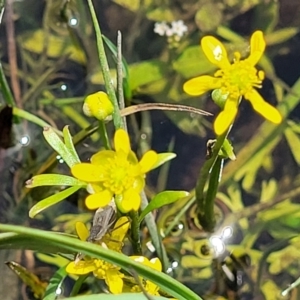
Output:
[[1, 1, 300, 299]]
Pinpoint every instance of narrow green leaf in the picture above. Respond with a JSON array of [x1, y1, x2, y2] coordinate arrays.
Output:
[[139, 191, 189, 223], [287, 120, 300, 134], [152, 153, 176, 170], [6, 261, 47, 299], [66, 294, 170, 300], [0, 224, 203, 300], [43, 126, 78, 167], [265, 27, 299, 45], [13, 107, 63, 136], [102, 34, 132, 99], [284, 127, 300, 165], [29, 186, 82, 218], [220, 138, 236, 161], [0, 232, 73, 252], [26, 174, 86, 188], [43, 266, 67, 300], [102, 34, 129, 79], [87, 0, 123, 129], [63, 126, 81, 164], [36, 253, 71, 269]]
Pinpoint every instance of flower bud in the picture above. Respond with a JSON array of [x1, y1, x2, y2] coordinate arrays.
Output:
[[211, 89, 228, 109], [83, 91, 114, 120]]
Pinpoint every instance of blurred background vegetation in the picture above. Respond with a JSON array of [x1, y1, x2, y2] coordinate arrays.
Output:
[[1, 0, 300, 299]]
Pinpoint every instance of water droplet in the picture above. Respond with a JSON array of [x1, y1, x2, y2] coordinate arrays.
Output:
[[20, 135, 30, 146], [69, 17, 78, 27], [222, 226, 233, 239], [56, 286, 63, 295], [209, 236, 225, 255], [60, 84, 67, 91], [56, 155, 64, 163]]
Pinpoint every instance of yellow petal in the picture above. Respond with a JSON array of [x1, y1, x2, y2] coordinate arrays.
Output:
[[214, 97, 238, 135], [149, 257, 162, 272], [183, 75, 221, 96], [245, 30, 266, 66], [132, 176, 145, 192], [83, 91, 114, 120], [88, 183, 103, 194], [91, 150, 115, 165], [245, 90, 282, 124], [110, 216, 130, 242], [114, 129, 130, 154], [145, 280, 159, 295], [71, 163, 105, 182], [127, 150, 139, 165], [76, 221, 89, 241], [106, 269, 124, 294], [66, 261, 96, 275], [85, 190, 113, 210], [201, 36, 230, 69], [139, 150, 158, 173], [130, 256, 162, 272], [130, 256, 149, 264], [116, 190, 141, 213]]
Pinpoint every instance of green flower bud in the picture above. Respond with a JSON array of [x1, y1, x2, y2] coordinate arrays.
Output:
[[211, 89, 229, 109]]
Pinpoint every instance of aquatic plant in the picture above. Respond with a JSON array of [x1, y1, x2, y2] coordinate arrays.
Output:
[[1, 0, 300, 300]]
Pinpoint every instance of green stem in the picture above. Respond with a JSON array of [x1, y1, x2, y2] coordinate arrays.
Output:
[[86, 0, 123, 130], [70, 274, 88, 297], [140, 191, 169, 272], [98, 120, 111, 150], [117, 30, 127, 131], [198, 157, 224, 232], [0, 60, 15, 106], [164, 194, 195, 237], [130, 210, 142, 255], [13, 107, 63, 136], [195, 129, 230, 232]]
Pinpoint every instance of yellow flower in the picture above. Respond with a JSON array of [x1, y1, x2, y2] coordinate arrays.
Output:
[[183, 30, 282, 135], [71, 129, 158, 212], [129, 256, 162, 295], [66, 216, 129, 294], [83, 91, 114, 121]]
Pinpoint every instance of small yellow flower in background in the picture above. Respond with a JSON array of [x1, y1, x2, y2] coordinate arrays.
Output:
[[71, 129, 158, 212], [183, 30, 282, 135], [129, 256, 162, 295], [83, 91, 114, 120], [66, 216, 129, 294]]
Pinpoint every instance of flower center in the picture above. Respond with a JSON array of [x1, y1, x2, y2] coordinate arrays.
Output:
[[216, 52, 264, 99], [102, 155, 136, 195]]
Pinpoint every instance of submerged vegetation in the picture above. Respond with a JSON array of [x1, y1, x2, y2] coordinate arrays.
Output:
[[1, 0, 300, 299]]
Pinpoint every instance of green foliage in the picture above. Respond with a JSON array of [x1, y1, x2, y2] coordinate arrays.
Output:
[[1, 0, 300, 299], [151, 153, 177, 170], [43, 126, 81, 168], [139, 190, 190, 223], [0, 224, 203, 300], [29, 186, 82, 218], [43, 266, 68, 300]]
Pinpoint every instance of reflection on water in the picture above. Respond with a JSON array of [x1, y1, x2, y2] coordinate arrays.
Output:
[[1, 0, 300, 299]]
